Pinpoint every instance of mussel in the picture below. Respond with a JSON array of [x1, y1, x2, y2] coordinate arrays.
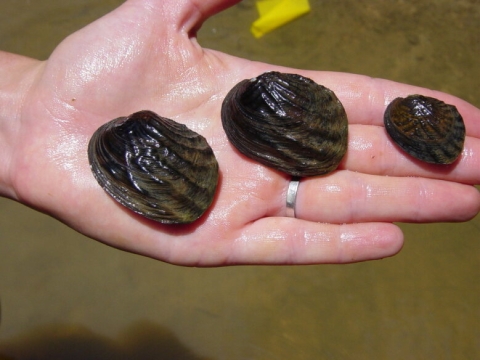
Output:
[[384, 95, 465, 164], [221, 71, 348, 177], [88, 110, 219, 224]]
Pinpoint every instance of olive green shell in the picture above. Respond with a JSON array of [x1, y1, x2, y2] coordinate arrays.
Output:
[[221, 71, 348, 177], [88, 110, 219, 224], [384, 95, 465, 164]]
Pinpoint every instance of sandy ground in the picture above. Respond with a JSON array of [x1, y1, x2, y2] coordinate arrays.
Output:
[[0, 1, 479, 358]]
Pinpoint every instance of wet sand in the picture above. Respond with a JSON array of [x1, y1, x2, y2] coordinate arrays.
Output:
[[0, 1, 479, 358]]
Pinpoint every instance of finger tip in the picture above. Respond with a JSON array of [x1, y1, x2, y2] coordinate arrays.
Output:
[[336, 222, 404, 263]]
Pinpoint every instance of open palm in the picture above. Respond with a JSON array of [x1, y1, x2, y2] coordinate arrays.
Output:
[[2, 0, 479, 265]]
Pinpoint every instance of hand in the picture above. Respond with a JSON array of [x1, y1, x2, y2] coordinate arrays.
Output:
[[0, 0, 479, 266]]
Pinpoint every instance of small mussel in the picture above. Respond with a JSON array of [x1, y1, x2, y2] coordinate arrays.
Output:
[[384, 95, 465, 164], [88, 110, 219, 224], [221, 71, 348, 177]]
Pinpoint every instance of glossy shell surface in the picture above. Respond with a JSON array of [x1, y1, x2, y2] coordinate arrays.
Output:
[[221, 71, 348, 177], [88, 110, 219, 224], [384, 95, 465, 164]]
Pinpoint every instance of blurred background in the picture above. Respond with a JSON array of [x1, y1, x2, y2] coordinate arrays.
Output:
[[0, 0, 479, 358]]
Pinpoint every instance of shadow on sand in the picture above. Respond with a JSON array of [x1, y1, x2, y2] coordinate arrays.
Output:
[[0, 320, 212, 360]]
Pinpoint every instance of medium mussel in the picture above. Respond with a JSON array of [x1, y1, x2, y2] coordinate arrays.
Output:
[[221, 71, 348, 177], [88, 110, 219, 224], [384, 95, 465, 164]]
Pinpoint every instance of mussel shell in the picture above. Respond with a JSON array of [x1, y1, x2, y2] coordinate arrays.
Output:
[[221, 71, 348, 177], [384, 95, 465, 164], [88, 110, 219, 224]]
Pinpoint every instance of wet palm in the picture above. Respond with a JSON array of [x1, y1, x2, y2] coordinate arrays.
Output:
[[1, 0, 479, 265]]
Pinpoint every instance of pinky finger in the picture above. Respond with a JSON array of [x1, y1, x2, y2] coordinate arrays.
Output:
[[227, 219, 404, 265]]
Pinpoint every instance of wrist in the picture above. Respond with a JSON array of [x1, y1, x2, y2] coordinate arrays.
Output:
[[0, 51, 42, 199]]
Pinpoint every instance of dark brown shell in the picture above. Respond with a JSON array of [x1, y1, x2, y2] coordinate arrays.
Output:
[[88, 110, 219, 224], [221, 71, 348, 177], [384, 95, 465, 164]]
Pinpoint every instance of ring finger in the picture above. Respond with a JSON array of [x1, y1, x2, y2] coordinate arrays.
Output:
[[288, 170, 480, 224]]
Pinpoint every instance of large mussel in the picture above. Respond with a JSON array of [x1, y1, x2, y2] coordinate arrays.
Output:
[[384, 95, 465, 164], [88, 110, 219, 224], [221, 71, 348, 177]]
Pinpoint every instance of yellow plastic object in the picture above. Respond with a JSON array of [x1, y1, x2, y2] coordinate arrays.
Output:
[[251, 0, 311, 38]]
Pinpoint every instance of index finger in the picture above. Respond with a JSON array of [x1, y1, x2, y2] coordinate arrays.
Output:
[[303, 71, 480, 137]]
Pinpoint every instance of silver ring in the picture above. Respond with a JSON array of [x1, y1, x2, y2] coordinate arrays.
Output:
[[286, 177, 300, 218]]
